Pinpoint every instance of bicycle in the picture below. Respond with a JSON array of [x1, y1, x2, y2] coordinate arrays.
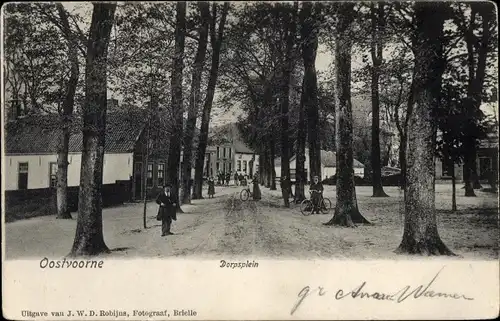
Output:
[[240, 187, 253, 201], [300, 190, 331, 216]]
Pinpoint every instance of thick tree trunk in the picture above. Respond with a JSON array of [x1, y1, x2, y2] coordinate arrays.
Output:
[[56, 132, 71, 219], [463, 138, 476, 196], [471, 151, 482, 189], [324, 3, 369, 227], [396, 2, 454, 255], [399, 134, 406, 189], [270, 138, 277, 190], [142, 118, 151, 229], [56, 3, 80, 219], [463, 3, 492, 192], [300, 2, 321, 181], [295, 78, 307, 203], [193, 3, 229, 199], [167, 2, 187, 213], [280, 4, 297, 207], [451, 161, 457, 212], [370, 2, 388, 198], [70, 3, 116, 256], [181, 2, 210, 204], [264, 144, 271, 188], [259, 149, 265, 185]]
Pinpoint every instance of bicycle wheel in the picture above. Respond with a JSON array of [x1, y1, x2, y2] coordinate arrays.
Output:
[[240, 189, 250, 201], [320, 198, 332, 214], [300, 199, 314, 216]]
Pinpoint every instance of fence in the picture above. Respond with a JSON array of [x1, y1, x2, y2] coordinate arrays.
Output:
[[5, 180, 132, 222]]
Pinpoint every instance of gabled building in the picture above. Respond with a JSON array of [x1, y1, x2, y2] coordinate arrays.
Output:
[[3, 106, 194, 201], [435, 132, 499, 183], [207, 123, 259, 178], [274, 149, 365, 181]]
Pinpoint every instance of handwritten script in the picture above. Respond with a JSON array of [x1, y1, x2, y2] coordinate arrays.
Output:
[[291, 266, 474, 315]]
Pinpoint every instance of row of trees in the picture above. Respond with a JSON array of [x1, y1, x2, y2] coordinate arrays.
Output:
[[4, 3, 231, 255], [215, 2, 497, 253], [220, 2, 497, 205]]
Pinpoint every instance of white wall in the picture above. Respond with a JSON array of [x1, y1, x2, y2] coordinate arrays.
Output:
[[322, 167, 364, 178], [102, 153, 134, 184], [235, 153, 259, 176], [323, 166, 336, 179], [4, 153, 133, 191], [275, 162, 365, 180]]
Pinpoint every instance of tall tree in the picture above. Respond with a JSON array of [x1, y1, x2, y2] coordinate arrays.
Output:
[[457, 2, 495, 196], [280, 3, 298, 207], [7, 3, 87, 219], [300, 2, 321, 182], [193, 3, 230, 199], [70, 3, 116, 256], [370, 2, 389, 197], [324, 3, 370, 227], [396, 2, 454, 255], [181, 2, 210, 204], [167, 2, 187, 210], [295, 76, 307, 202], [54, 4, 82, 219]]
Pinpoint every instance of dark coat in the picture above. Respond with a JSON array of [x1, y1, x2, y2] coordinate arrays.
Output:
[[156, 192, 177, 221], [280, 178, 291, 190], [252, 179, 261, 200], [310, 182, 324, 193], [208, 179, 215, 195], [310, 182, 324, 204]]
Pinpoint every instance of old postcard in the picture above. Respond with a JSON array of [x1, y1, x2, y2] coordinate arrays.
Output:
[[2, 1, 499, 320]]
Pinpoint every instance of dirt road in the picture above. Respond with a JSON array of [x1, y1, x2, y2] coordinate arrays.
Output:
[[4, 185, 498, 259]]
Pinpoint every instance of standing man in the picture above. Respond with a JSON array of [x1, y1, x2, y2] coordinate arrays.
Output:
[[309, 175, 324, 214], [156, 184, 177, 236], [280, 175, 292, 207]]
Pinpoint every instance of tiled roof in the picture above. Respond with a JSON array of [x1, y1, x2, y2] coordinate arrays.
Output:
[[5, 111, 145, 154], [320, 150, 365, 168], [209, 123, 255, 154]]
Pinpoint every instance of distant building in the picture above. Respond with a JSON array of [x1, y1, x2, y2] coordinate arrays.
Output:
[[206, 123, 259, 178], [435, 132, 499, 182], [274, 149, 365, 181]]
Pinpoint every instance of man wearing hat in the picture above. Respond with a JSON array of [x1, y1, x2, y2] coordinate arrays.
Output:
[[309, 175, 324, 214], [156, 184, 177, 236]]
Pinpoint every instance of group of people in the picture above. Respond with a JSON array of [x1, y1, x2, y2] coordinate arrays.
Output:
[[155, 174, 324, 237], [215, 171, 249, 186]]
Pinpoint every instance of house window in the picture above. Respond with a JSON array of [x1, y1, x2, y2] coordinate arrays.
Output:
[[237, 160, 241, 171], [229, 148, 232, 158], [49, 162, 57, 188], [147, 163, 153, 187], [216, 162, 220, 171], [223, 147, 226, 158], [217, 147, 220, 159], [18, 162, 29, 190], [157, 163, 165, 187], [243, 160, 247, 173], [228, 163, 232, 172]]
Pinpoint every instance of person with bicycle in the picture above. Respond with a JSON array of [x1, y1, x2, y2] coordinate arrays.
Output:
[[309, 175, 324, 214]]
